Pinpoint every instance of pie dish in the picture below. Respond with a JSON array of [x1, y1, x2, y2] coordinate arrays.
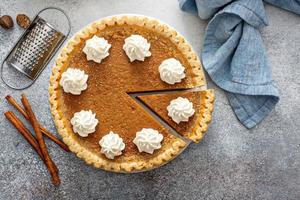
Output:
[[49, 15, 214, 172]]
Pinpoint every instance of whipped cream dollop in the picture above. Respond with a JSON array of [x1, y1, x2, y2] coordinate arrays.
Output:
[[71, 110, 99, 137], [59, 68, 88, 95], [83, 35, 111, 63], [167, 97, 195, 124], [158, 58, 186, 84], [133, 128, 163, 154], [99, 131, 125, 159], [123, 34, 151, 62]]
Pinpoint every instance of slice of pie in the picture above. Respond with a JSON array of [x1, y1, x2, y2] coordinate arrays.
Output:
[[137, 90, 214, 143], [49, 15, 214, 172]]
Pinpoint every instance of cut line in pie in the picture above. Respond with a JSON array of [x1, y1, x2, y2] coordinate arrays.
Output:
[[136, 89, 214, 143], [49, 15, 215, 172]]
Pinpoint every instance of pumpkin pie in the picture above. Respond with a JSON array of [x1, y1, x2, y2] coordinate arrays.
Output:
[[49, 15, 214, 172], [137, 90, 214, 143]]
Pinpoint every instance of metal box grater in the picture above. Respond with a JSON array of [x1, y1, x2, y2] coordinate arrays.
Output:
[[1, 7, 71, 90]]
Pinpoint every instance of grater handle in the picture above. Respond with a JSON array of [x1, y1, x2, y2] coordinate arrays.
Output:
[[37, 7, 71, 36], [1, 60, 33, 90]]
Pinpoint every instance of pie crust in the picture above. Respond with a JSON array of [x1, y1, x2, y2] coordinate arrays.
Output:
[[137, 89, 215, 143], [49, 15, 212, 172]]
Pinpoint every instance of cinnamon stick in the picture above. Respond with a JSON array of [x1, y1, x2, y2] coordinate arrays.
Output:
[[4, 111, 44, 160], [21, 94, 60, 186], [5, 111, 58, 174], [5, 95, 70, 152], [40, 126, 70, 152]]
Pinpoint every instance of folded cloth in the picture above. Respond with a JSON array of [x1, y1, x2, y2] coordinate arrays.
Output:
[[179, 0, 300, 128]]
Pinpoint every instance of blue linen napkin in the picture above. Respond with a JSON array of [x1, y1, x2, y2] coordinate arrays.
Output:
[[179, 0, 300, 128]]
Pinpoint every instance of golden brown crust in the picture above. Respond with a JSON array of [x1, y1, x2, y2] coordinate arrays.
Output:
[[137, 89, 215, 143], [49, 15, 207, 172], [188, 89, 215, 143]]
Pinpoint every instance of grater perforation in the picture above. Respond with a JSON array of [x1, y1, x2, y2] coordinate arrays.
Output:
[[1, 7, 71, 90]]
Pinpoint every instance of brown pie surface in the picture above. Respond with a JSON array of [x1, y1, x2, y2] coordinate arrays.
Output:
[[49, 15, 214, 172], [137, 90, 214, 143]]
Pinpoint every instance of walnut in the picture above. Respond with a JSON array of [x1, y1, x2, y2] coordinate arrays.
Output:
[[0, 15, 14, 29]]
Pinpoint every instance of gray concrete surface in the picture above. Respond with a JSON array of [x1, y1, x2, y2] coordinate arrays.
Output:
[[1, 0, 300, 199]]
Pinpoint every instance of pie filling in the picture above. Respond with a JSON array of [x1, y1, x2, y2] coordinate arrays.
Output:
[[51, 16, 213, 171], [136, 90, 214, 142]]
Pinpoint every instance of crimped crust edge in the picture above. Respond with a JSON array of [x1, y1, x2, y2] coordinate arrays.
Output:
[[49, 15, 207, 172]]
